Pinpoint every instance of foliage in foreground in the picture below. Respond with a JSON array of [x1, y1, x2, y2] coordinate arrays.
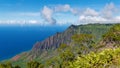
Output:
[[1, 47, 120, 68], [0, 62, 20, 68], [69, 47, 120, 68]]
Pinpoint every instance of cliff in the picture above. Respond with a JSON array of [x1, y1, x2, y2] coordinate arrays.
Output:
[[12, 24, 114, 61]]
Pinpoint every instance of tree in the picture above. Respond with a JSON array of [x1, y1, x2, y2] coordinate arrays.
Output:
[[14, 65, 21, 68], [69, 47, 120, 68], [27, 61, 44, 68], [72, 34, 95, 54], [102, 24, 120, 46]]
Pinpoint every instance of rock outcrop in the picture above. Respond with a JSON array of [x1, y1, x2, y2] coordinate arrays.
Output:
[[12, 24, 114, 61]]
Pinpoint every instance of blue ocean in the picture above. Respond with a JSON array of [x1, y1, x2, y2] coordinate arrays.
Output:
[[0, 25, 67, 61]]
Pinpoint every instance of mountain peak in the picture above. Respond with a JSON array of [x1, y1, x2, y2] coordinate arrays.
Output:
[[68, 24, 77, 29]]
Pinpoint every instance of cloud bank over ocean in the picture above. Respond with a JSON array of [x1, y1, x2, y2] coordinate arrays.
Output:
[[0, 0, 120, 25]]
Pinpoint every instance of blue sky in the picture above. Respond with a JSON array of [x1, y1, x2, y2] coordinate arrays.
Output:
[[0, 0, 120, 25]]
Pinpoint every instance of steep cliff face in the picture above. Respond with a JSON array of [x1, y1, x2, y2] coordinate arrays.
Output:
[[12, 24, 113, 61], [32, 24, 113, 51], [12, 25, 78, 61], [32, 25, 77, 50], [25, 25, 78, 60]]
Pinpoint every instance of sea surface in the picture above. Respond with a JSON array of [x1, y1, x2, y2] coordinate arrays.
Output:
[[0, 25, 68, 61]]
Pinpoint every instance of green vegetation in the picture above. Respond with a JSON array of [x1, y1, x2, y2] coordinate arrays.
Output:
[[1, 24, 120, 68], [69, 48, 120, 68], [27, 61, 44, 68], [0, 62, 20, 68], [77, 24, 113, 41], [103, 24, 120, 45], [69, 24, 120, 68], [72, 34, 95, 54]]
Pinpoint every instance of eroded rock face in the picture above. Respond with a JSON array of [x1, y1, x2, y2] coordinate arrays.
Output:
[[12, 24, 114, 61], [18, 25, 78, 60], [33, 25, 77, 50], [31, 26, 77, 55]]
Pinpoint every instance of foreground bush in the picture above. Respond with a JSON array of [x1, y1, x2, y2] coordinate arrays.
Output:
[[69, 47, 120, 68]]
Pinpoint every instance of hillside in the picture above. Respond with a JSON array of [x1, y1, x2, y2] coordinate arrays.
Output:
[[1, 23, 120, 68], [11, 24, 113, 61], [69, 24, 120, 68]]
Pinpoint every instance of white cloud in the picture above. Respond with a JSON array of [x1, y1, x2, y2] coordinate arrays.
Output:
[[101, 2, 117, 19], [54, 4, 80, 15], [77, 15, 120, 25], [83, 8, 99, 16], [41, 6, 56, 24], [76, 2, 120, 25], [42, 3, 120, 25], [112, 16, 120, 23], [55, 4, 71, 12], [0, 20, 25, 24], [70, 8, 80, 15], [0, 20, 41, 25], [28, 20, 39, 24], [115, 16, 120, 20], [1, 3, 120, 26], [77, 8, 104, 24], [78, 15, 107, 24], [40, 4, 81, 25]]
